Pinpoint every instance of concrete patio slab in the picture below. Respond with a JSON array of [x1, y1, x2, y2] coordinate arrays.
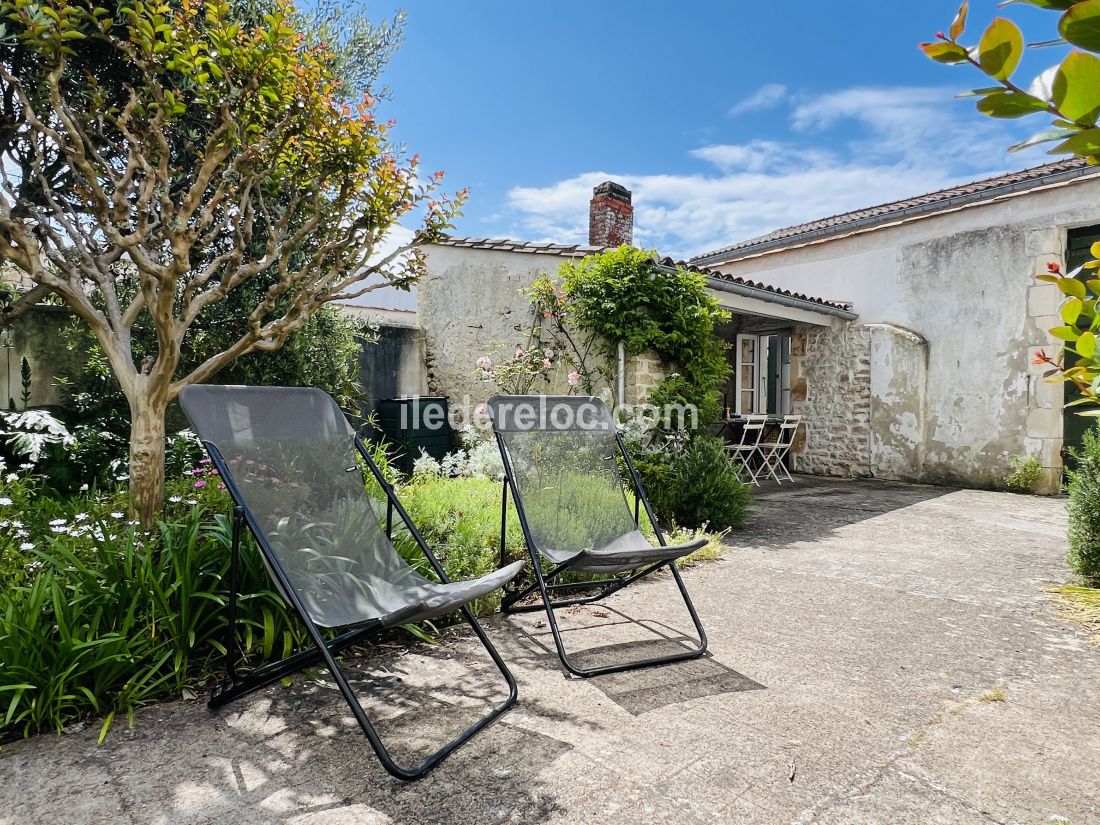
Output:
[[2, 477, 1098, 824]]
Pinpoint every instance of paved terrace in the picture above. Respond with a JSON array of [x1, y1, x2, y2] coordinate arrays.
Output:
[[3, 478, 1098, 824]]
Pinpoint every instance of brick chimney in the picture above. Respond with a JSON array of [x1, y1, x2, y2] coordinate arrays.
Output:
[[588, 181, 633, 247]]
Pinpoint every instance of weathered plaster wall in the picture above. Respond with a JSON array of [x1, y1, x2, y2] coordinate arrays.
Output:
[[711, 175, 1100, 492], [1, 306, 77, 408], [353, 318, 427, 415], [420, 246, 584, 413], [868, 324, 928, 482], [422, 245, 671, 418]]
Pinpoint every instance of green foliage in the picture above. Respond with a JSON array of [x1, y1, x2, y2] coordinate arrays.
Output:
[[18, 357, 30, 410], [60, 303, 367, 436], [0, 506, 305, 741], [0, 0, 463, 525], [393, 475, 525, 616], [924, 2, 1100, 405], [1067, 426, 1100, 584], [554, 246, 731, 426], [636, 434, 752, 531], [0, 408, 204, 494], [1004, 455, 1044, 492], [0, 449, 735, 740]]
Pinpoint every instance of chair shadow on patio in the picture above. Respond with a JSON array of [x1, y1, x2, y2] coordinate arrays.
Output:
[[85, 634, 579, 825], [505, 603, 765, 715]]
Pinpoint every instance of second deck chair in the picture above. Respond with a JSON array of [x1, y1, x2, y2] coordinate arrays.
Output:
[[180, 385, 524, 781], [488, 394, 709, 678]]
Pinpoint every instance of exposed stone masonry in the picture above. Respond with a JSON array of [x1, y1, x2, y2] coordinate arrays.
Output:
[[790, 322, 873, 478]]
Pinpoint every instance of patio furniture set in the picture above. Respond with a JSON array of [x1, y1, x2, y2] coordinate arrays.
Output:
[[180, 386, 711, 782], [720, 414, 802, 485]]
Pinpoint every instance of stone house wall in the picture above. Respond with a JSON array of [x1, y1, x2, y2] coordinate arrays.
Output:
[[789, 322, 872, 478], [709, 175, 1100, 493]]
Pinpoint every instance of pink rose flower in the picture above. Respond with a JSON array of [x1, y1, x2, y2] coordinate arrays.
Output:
[[568, 371, 581, 386]]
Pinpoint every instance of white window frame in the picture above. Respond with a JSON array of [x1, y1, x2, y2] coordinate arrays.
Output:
[[734, 333, 792, 416], [734, 334, 763, 415]]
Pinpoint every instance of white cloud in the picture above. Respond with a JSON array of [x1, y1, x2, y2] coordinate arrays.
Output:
[[689, 140, 784, 173], [500, 85, 1041, 260], [727, 83, 789, 117]]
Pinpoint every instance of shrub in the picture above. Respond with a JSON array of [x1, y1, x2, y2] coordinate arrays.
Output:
[[0, 446, 735, 742], [642, 434, 752, 531], [1067, 427, 1100, 585], [393, 475, 526, 615], [1004, 456, 1043, 493], [0, 506, 304, 742]]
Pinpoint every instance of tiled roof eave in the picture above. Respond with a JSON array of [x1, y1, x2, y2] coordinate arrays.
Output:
[[430, 237, 853, 318], [691, 158, 1098, 265]]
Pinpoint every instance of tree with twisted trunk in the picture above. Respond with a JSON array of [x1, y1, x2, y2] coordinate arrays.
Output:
[[0, 0, 462, 524]]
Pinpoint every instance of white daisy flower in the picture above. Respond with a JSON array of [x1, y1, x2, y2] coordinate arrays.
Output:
[[19, 542, 33, 551], [49, 518, 67, 526], [0, 497, 12, 506], [110, 512, 125, 519]]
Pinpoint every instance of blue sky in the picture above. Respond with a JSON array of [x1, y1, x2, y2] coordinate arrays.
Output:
[[365, 1, 1067, 260]]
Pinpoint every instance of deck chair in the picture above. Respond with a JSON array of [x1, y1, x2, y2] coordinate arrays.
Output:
[[488, 395, 708, 678], [180, 385, 524, 781]]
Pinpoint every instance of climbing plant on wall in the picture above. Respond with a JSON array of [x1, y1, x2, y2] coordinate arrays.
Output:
[[529, 246, 731, 426]]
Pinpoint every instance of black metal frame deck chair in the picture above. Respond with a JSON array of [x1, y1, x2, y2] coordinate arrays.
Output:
[[180, 385, 524, 781], [488, 395, 708, 678]]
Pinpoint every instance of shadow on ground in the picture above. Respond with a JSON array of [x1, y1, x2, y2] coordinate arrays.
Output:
[[504, 603, 765, 715], [740, 476, 954, 549], [93, 633, 578, 825]]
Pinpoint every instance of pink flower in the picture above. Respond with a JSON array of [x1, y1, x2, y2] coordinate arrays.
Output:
[[194, 480, 206, 489], [515, 346, 525, 357], [543, 358, 553, 369], [568, 371, 581, 386], [475, 404, 488, 416], [476, 355, 492, 369]]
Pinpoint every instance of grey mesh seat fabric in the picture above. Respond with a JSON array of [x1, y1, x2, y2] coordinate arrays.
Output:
[[487, 395, 705, 573], [179, 385, 521, 781], [181, 385, 523, 628], [488, 394, 709, 678]]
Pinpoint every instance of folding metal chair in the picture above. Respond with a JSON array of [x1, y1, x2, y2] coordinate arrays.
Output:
[[180, 385, 524, 781], [487, 395, 708, 678], [759, 414, 801, 484], [725, 414, 768, 485]]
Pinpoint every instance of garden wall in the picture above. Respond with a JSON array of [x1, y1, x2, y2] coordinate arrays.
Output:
[[352, 315, 427, 414], [0, 306, 78, 409]]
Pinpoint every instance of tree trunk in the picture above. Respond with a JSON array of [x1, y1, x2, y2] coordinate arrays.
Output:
[[129, 396, 167, 528]]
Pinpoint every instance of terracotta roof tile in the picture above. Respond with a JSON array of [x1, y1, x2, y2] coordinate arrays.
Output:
[[655, 256, 852, 313], [691, 158, 1098, 265], [431, 237, 853, 315]]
